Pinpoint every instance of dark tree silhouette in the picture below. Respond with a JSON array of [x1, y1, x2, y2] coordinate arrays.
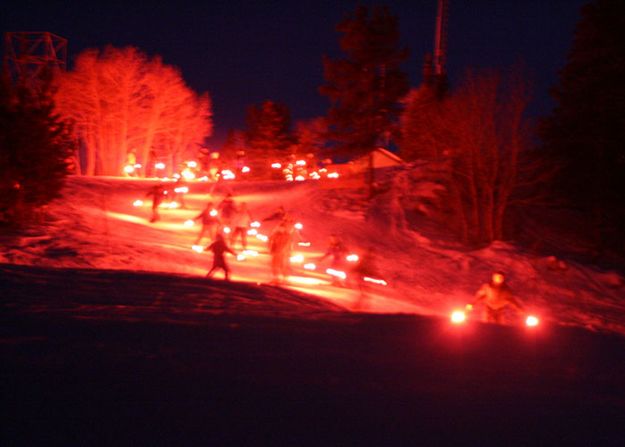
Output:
[[0, 75, 74, 225], [244, 100, 292, 163], [540, 0, 625, 253], [320, 5, 409, 157]]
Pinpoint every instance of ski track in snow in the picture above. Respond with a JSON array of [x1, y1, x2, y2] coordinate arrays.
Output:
[[1, 175, 624, 335]]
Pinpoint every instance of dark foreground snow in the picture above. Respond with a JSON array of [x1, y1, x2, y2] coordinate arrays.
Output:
[[2, 263, 624, 445]]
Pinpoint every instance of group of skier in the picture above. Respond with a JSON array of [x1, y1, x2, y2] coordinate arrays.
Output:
[[144, 184, 527, 321]]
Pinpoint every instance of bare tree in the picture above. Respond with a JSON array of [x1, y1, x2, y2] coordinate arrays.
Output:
[[400, 68, 531, 245], [54, 46, 212, 176]]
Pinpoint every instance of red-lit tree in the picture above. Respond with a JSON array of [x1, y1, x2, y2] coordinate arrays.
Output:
[[400, 68, 531, 245], [244, 100, 292, 164], [292, 117, 328, 158], [54, 46, 212, 176]]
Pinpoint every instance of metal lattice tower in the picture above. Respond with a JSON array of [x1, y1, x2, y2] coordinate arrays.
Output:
[[3, 31, 67, 86]]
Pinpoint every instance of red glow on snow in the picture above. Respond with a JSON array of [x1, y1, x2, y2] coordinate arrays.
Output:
[[451, 310, 467, 324], [326, 268, 347, 280], [526, 315, 540, 327], [363, 276, 387, 286]]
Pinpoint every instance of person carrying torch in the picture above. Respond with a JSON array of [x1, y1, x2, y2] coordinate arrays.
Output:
[[468, 271, 524, 324], [194, 202, 220, 245]]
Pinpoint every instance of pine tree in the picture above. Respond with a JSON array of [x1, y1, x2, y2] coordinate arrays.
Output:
[[539, 0, 625, 252], [244, 100, 292, 163], [320, 5, 409, 157], [0, 75, 74, 225]]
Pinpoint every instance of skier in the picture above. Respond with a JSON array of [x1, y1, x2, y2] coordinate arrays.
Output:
[[205, 233, 237, 280], [320, 234, 348, 268], [145, 184, 165, 223], [194, 202, 220, 245], [262, 205, 286, 223], [319, 234, 348, 285], [218, 193, 237, 227], [268, 221, 292, 284], [350, 246, 379, 308], [468, 271, 524, 323], [230, 202, 252, 250]]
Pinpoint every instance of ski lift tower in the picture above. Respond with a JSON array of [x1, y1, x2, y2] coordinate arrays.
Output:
[[3, 32, 67, 87], [433, 0, 449, 79], [423, 0, 449, 98]]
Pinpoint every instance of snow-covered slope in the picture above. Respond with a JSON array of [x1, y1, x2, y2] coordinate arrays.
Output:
[[2, 176, 624, 334]]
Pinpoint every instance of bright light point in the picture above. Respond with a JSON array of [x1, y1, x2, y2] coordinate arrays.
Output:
[[298, 241, 310, 247], [327, 172, 339, 179], [168, 202, 179, 209], [209, 209, 218, 217], [184, 219, 194, 227], [346, 254, 359, 262], [174, 186, 189, 193], [187, 161, 198, 168], [182, 169, 195, 180], [295, 175, 305, 181], [271, 163, 282, 169], [221, 169, 236, 180], [155, 162, 165, 170], [250, 221, 261, 228], [192, 245, 204, 253], [295, 160, 306, 166], [247, 229, 258, 236], [199, 176, 209, 182], [289, 276, 324, 286], [256, 234, 268, 242], [286, 176, 294, 182], [326, 268, 347, 280], [451, 310, 466, 324], [134, 163, 142, 168], [526, 315, 540, 327], [304, 263, 316, 271], [310, 172, 320, 179], [243, 250, 258, 257], [290, 254, 304, 264], [294, 222, 303, 230], [237, 254, 246, 261], [124, 165, 135, 174], [223, 226, 231, 234], [133, 199, 143, 207], [172, 174, 180, 179], [363, 276, 387, 286], [241, 166, 250, 173]]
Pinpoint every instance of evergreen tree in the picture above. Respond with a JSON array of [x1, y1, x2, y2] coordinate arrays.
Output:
[[320, 5, 409, 157], [244, 100, 292, 163], [0, 76, 74, 225], [539, 0, 625, 252]]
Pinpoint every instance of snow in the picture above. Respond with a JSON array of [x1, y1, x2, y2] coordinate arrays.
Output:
[[1, 175, 624, 334], [3, 175, 625, 444]]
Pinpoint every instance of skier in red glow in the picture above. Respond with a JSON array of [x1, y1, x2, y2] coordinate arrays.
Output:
[[194, 202, 220, 245], [205, 233, 236, 280], [469, 271, 524, 323]]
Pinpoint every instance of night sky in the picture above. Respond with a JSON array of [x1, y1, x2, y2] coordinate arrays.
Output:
[[2, 0, 586, 147]]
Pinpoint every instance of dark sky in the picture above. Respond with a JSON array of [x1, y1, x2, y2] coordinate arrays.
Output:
[[2, 0, 586, 148]]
